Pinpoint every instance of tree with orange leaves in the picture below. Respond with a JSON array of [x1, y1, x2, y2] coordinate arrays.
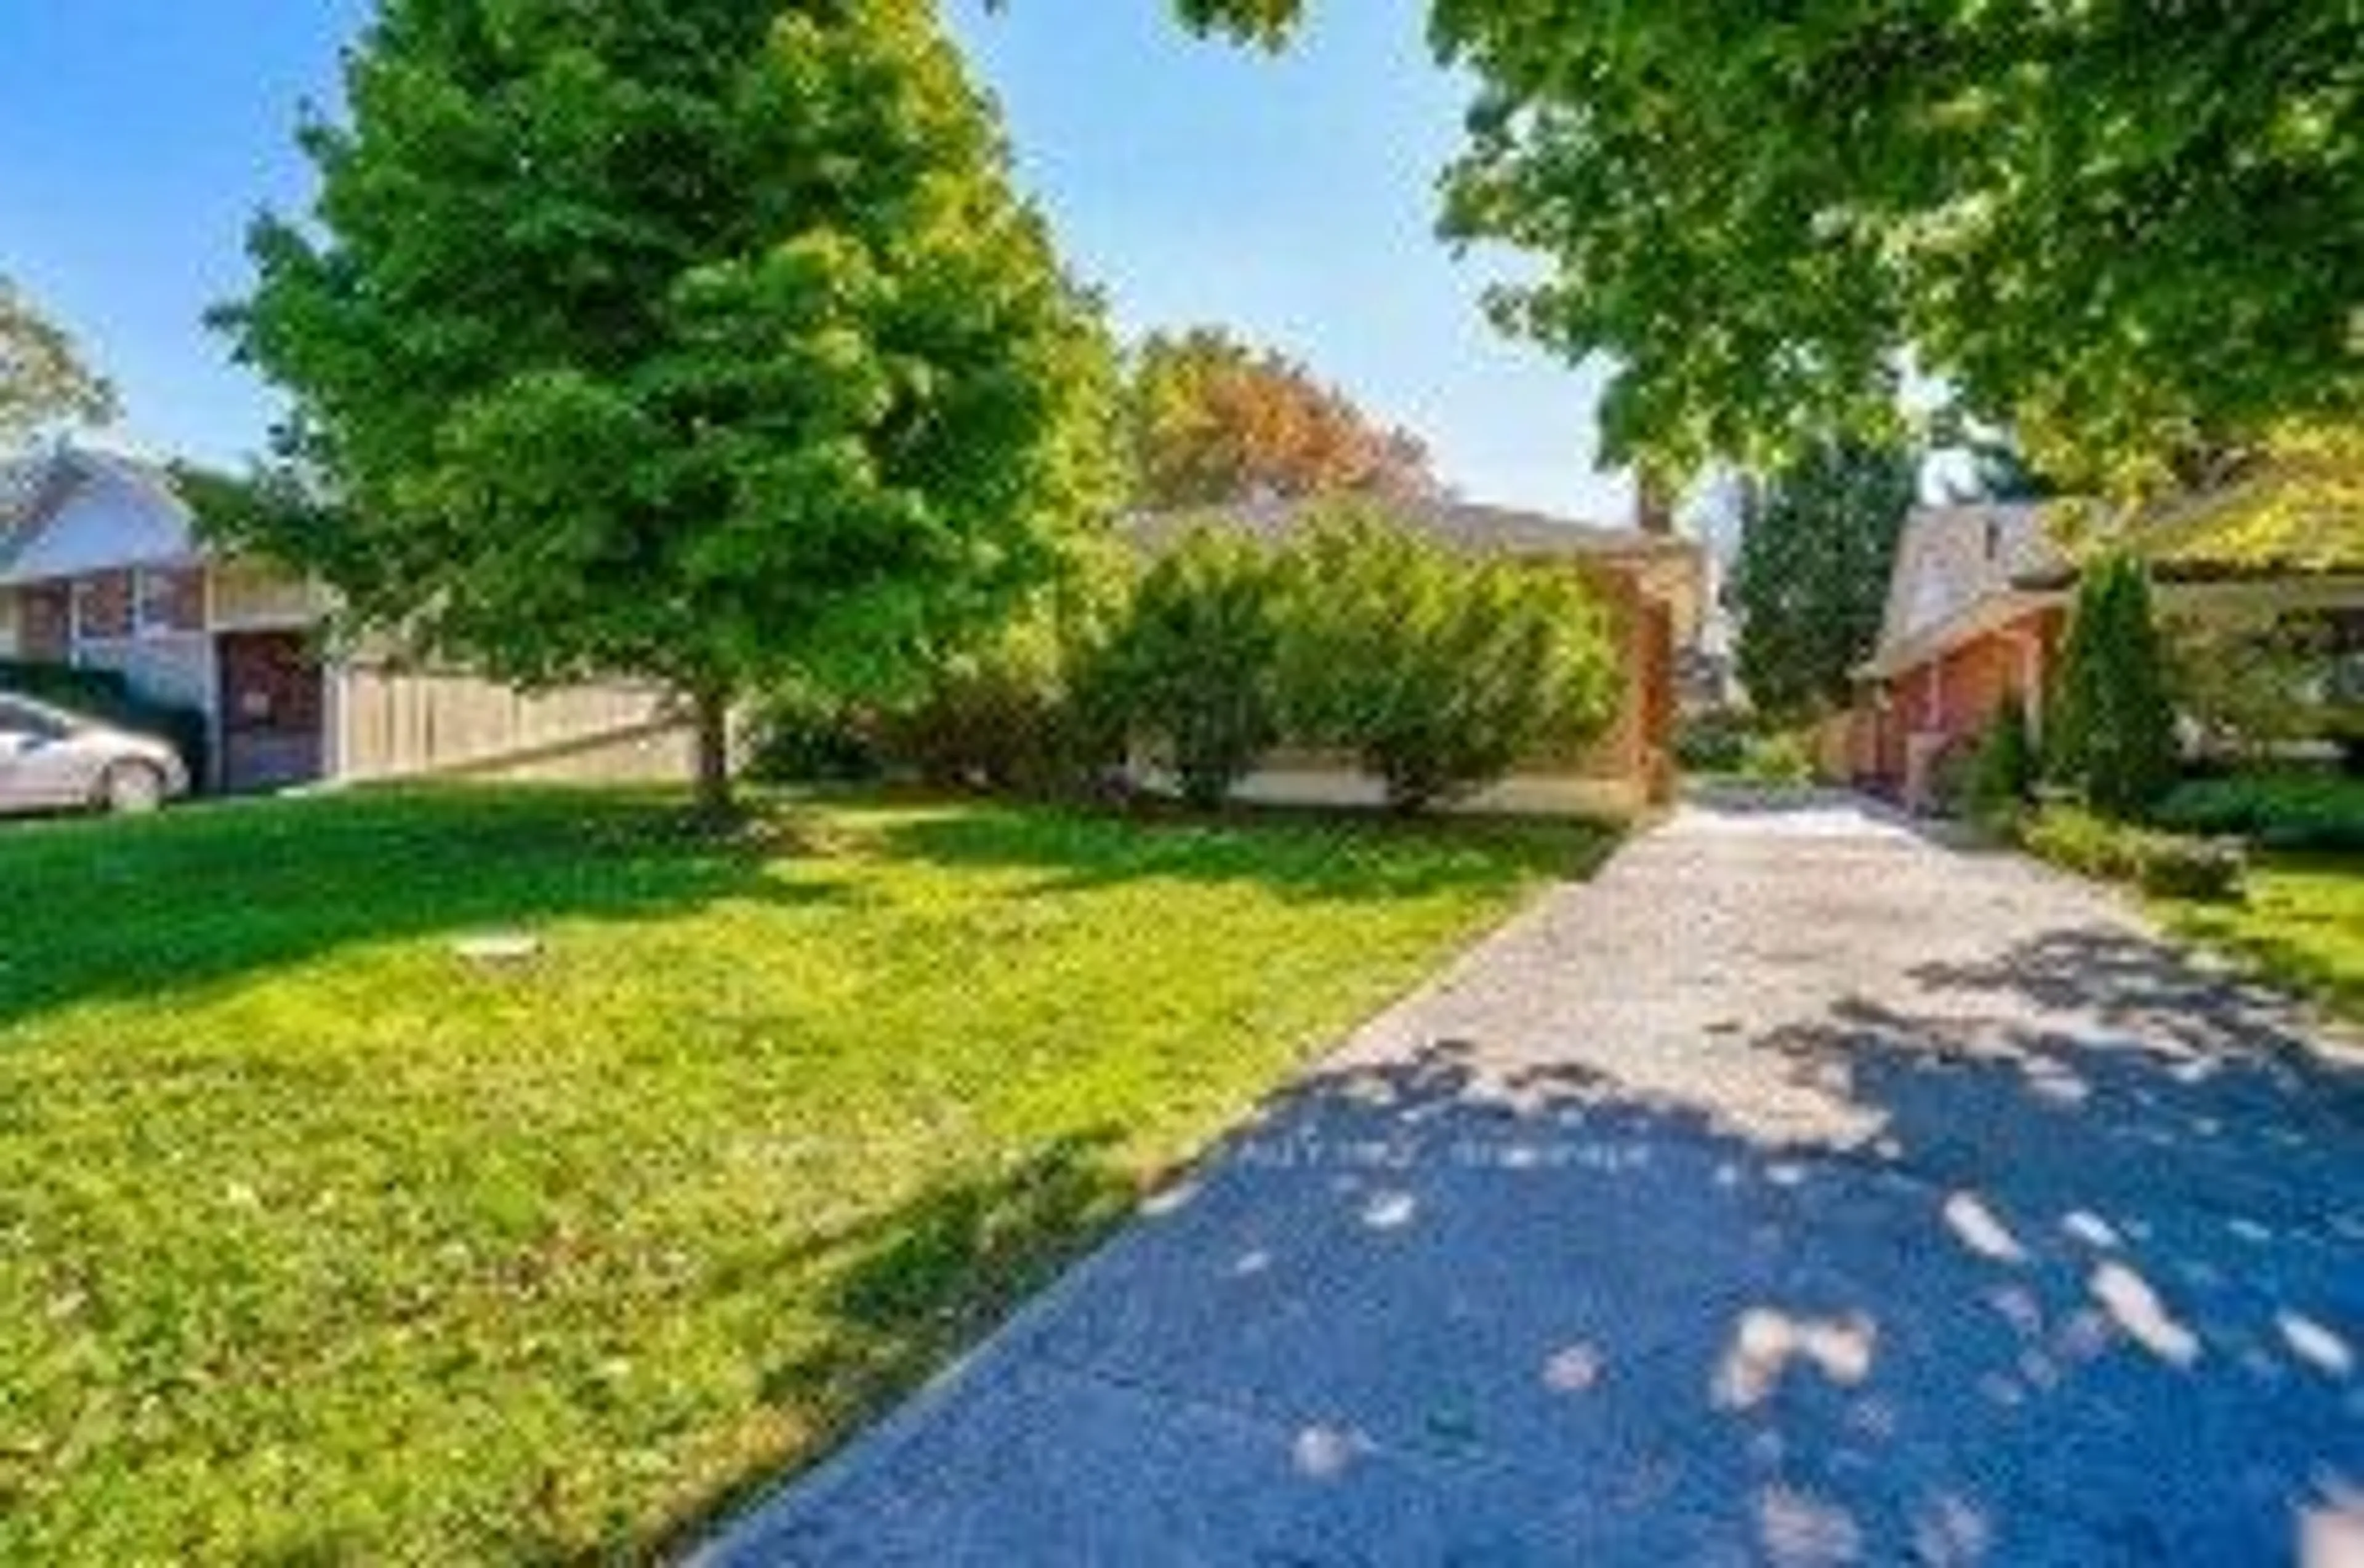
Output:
[[1126, 326, 1436, 509]]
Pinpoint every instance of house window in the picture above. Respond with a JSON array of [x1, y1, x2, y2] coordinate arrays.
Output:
[[135, 567, 202, 636], [70, 573, 134, 643]]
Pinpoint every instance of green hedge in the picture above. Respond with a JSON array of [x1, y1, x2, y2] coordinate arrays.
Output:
[[0, 659, 209, 787], [2153, 773, 2364, 853], [2020, 806, 2246, 902], [845, 502, 1625, 814]]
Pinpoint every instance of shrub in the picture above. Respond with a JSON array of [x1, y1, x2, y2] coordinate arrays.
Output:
[[1926, 733, 1979, 816], [0, 658, 210, 788], [1099, 526, 1281, 809], [2153, 772, 2364, 853], [2020, 806, 2246, 903], [1675, 711, 1752, 774], [1274, 506, 1617, 812], [2134, 836, 2247, 902], [875, 637, 1075, 795], [744, 684, 880, 785], [870, 560, 1135, 797], [1739, 728, 1815, 786], [2048, 553, 2177, 817], [2021, 805, 2142, 880], [1964, 695, 2038, 827]]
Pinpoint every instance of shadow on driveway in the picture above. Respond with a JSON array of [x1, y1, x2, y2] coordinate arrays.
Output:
[[709, 919, 2364, 1565]]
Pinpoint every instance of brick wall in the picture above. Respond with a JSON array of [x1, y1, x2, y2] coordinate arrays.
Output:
[[1866, 607, 2061, 787]]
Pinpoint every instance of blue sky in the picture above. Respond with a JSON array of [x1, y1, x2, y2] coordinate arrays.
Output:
[[0, 1, 1632, 521]]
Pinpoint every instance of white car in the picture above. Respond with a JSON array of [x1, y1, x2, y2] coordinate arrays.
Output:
[[0, 691, 191, 816]]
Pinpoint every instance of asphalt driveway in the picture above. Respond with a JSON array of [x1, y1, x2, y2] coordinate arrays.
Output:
[[707, 790, 2364, 1566]]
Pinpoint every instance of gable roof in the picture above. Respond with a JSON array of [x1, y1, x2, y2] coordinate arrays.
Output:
[[0, 446, 203, 587], [0, 448, 74, 563], [1122, 494, 1694, 563], [1862, 502, 2067, 678]]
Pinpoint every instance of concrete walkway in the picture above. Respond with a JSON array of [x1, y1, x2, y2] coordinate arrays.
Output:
[[708, 792, 2364, 1566]]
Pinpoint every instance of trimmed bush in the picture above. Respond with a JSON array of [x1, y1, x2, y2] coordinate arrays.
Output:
[[2048, 554, 2177, 817], [1099, 526, 1281, 809], [0, 658, 210, 788], [2020, 806, 2246, 903], [2134, 836, 2247, 902], [2153, 772, 2364, 853], [1274, 508, 1617, 812], [2022, 805, 2141, 880]]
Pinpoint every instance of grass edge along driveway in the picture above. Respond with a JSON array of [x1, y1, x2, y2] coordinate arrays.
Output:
[[0, 786, 1613, 1561], [2155, 850, 2364, 1024]]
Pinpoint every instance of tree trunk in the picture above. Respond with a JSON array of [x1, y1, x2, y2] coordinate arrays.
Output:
[[691, 685, 734, 822]]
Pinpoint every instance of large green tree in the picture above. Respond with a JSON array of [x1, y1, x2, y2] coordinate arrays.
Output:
[[222, 0, 1117, 813], [1, 275, 115, 448], [1126, 326, 1435, 508], [1732, 438, 1918, 721], [1167, 2, 2363, 495]]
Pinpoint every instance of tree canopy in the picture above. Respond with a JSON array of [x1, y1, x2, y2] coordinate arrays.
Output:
[[221, 0, 1118, 811], [1, 275, 115, 448], [1168, 2, 2363, 496], [1125, 326, 1435, 509], [1732, 436, 1918, 721]]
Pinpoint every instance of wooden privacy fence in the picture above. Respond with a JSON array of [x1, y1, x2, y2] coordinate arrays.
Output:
[[333, 664, 696, 785]]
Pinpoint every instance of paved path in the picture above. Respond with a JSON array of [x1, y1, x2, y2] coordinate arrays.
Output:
[[709, 793, 2364, 1566]]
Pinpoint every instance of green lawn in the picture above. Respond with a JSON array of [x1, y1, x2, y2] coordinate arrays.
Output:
[[2157, 851, 2364, 1023], [0, 787, 1606, 1561]]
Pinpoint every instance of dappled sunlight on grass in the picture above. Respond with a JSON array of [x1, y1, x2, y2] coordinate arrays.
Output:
[[0, 786, 1606, 1561], [2155, 851, 2364, 1024]]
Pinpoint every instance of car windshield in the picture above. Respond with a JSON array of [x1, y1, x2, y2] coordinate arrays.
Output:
[[0, 696, 80, 739]]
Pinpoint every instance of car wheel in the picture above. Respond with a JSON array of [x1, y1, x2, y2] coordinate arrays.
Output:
[[97, 761, 167, 816]]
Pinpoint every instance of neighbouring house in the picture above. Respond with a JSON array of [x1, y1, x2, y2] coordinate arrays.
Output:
[[1846, 497, 2364, 806], [1124, 493, 1707, 816], [0, 445, 698, 794]]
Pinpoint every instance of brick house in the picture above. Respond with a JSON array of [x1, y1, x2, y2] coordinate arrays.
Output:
[[0, 446, 696, 793], [1125, 494, 1705, 816], [1847, 499, 2364, 806]]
